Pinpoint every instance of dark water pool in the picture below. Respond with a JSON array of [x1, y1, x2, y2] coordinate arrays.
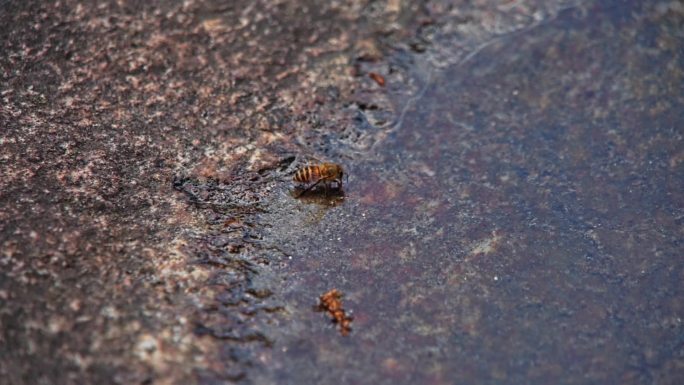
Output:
[[247, 1, 683, 384]]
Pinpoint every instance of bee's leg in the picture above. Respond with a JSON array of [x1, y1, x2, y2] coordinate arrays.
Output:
[[296, 179, 323, 198]]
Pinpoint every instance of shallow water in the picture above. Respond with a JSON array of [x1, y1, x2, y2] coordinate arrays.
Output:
[[249, 2, 684, 384]]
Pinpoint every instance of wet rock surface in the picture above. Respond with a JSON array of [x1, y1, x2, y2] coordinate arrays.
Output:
[[2, 0, 683, 384]]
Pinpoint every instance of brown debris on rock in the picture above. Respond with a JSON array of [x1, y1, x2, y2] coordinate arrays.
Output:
[[317, 289, 353, 336], [368, 72, 386, 87]]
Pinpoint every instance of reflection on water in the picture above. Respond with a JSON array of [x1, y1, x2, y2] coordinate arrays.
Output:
[[291, 187, 346, 207], [252, 1, 684, 384]]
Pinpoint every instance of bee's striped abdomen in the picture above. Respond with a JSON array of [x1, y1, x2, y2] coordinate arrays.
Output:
[[293, 168, 303, 182], [294, 165, 321, 183]]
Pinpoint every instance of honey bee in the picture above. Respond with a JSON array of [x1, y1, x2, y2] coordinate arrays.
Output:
[[318, 289, 353, 336], [293, 163, 345, 197]]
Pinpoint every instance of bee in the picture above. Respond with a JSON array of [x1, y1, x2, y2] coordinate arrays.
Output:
[[293, 163, 345, 197], [318, 289, 353, 336]]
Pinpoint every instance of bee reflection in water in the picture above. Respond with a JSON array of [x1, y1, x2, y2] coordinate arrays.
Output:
[[291, 187, 345, 207]]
